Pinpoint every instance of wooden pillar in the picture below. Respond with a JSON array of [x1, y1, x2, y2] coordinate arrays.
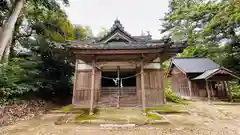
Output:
[[224, 81, 233, 102], [89, 59, 95, 115], [72, 59, 78, 105], [205, 80, 211, 103], [188, 80, 192, 98], [117, 66, 120, 108], [159, 56, 166, 104], [210, 81, 215, 100], [141, 59, 146, 114]]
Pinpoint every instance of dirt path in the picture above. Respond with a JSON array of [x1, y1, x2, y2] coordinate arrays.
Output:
[[0, 101, 240, 135]]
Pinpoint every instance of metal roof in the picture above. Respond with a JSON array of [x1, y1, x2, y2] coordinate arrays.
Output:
[[171, 57, 220, 73], [192, 68, 240, 80], [192, 68, 219, 80]]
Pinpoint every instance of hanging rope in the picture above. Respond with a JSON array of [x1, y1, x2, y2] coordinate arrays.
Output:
[[95, 65, 141, 88]]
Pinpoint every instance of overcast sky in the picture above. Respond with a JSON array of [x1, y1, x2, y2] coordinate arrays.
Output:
[[63, 0, 170, 39]]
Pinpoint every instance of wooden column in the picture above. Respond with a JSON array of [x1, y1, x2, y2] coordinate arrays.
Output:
[[117, 66, 120, 108], [188, 80, 192, 98], [205, 80, 211, 103], [141, 59, 146, 114], [89, 59, 95, 115], [210, 81, 215, 100], [72, 59, 79, 106], [224, 81, 233, 102], [159, 56, 166, 104]]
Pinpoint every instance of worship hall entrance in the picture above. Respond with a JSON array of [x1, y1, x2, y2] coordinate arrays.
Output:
[[99, 68, 138, 107]]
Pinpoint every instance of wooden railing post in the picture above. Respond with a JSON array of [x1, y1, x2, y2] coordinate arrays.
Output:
[[89, 59, 95, 115], [141, 59, 146, 115]]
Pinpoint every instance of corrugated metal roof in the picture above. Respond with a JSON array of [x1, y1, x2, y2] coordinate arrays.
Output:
[[172, 57, 220, 73], [192, 68, 219, 80]]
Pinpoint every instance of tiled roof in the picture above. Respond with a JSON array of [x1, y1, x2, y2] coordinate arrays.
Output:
[[67, 40, 168, 50]]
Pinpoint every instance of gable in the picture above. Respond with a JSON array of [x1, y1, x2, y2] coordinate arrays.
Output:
[[102, 29, 133, 43], [97, 19, 136, 43]]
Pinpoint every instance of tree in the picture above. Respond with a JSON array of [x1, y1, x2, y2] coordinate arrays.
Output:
[[0, 0, 69, 61], [161, 0, 240, 75]]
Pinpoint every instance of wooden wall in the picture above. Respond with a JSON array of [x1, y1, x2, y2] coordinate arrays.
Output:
[[137, 69, 164, 107], [72, 69, 101, 106], [170, 67, 190, 97]]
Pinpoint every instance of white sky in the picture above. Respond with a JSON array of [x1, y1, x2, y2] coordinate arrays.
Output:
[[63, 0, 169, 39]]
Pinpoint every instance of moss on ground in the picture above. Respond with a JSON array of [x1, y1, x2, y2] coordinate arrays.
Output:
[[147, 113, 162, 120]]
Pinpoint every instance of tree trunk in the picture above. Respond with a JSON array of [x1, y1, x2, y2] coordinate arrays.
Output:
[[3, 36, 12, 63], [0, 0, 24, 60]]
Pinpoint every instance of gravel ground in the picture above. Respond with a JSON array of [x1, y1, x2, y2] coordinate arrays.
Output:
[[0, 101, 240, 135]]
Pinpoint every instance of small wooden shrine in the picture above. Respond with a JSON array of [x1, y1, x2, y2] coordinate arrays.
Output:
[[67, 19, 186, 114], [167, 57, 240, 101]]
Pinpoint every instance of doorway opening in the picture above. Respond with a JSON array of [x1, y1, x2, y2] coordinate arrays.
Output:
[[101, 71, 136, 95]]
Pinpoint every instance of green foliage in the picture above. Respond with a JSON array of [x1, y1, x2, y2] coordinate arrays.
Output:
[[162, 0, 240, 97], [0, 57, 42, 101], [165, 90, 186, 104], [230, 81, 240, 99]]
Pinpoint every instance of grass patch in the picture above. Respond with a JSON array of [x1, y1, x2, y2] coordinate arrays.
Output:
[[75, 114, 97, 121], [146, 106, 178, 113], [147, 113, 162, 120], [165, 90, 187, 104]]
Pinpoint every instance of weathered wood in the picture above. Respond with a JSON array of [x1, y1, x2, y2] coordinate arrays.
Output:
[[188, 80, 192, 98], [73, 49, 163, 55], [210, 81, 215, 100], [224, 81, 233, 102], [140, 60, 146, 114], [206, 80, 211, 102], [159, 56, 166, 104], [72, 59, 79, 105], [89, 59, 95, 115]]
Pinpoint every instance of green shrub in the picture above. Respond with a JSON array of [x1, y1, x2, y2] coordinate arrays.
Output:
[[165, 90, 186, 104], [230, 81, 240, 99]]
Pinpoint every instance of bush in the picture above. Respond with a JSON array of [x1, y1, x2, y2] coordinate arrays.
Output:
[[230, 81, 240, 99], [165, 90, 186, 104], [0, 57, 42, 103]]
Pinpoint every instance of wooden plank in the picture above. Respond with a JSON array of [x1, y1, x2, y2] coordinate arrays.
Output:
[[89, 59, 95, 115]]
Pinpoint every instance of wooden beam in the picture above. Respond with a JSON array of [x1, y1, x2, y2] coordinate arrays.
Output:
[[89, 59, 95, 115], [224, 81, 233, 102], [141, 59, 146, 114], [188, 80, 192, 98], [73, 49, 163, 55], [206, 80, 211, 103]]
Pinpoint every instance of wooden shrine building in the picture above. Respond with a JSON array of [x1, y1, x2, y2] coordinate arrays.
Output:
[[167, 57, 240, 101], [67, 19, 186, 114]]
